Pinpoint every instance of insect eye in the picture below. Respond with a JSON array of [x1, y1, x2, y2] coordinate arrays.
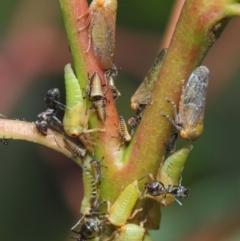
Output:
[[71, 133, 79, 137], [172, 188, 179, 195], [184, 189, 190, 196], [97, 0, 104, 7], [130, 103, 137, 110], [180, 130, 187, 139]]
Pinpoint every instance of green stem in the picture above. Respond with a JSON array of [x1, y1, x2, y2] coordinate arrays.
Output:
[[0, 119, 83, 166], [59, 0, 120, 160], [126, 0, 240, 183], [1, 0, 240, 233]]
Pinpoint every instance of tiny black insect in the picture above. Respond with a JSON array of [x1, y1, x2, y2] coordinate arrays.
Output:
[[164, 131, 178, 155], [35, 88, 63, 135], [1, 136, 12, 145]]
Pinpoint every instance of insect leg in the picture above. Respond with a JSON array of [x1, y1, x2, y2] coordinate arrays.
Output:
[[128, 207, 143, 220], [83, 127, 106, 133], [165, 97, 176, 114], [51, 115, 63, 126], [79, 134, 96, 155], [164, 186, 182, 206], [161, 97, 185, 135], [71, 214, 85, 231], [82, 109, 106, 133], [138, 173, 154, 182], [161, 111, 182, 131], [0, 114, 7, 119], [139, 218, 147, 227]]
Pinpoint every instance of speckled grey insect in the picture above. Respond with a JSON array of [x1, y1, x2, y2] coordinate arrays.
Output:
[[131, 48, 167, 110], [162, 66, 209, 141], [77, 0, 117, 70]]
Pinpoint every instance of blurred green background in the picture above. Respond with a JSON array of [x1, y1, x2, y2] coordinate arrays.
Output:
[[1, 0, 240, 241]]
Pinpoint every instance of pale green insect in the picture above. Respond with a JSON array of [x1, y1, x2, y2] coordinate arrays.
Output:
[[143, 232, 153, 241], [107, 180, 141, 227], [71, 164, 99, 231], [131, 48, 167, 110], [72, 164, 106, 238], [80, 165, 98, 215], [109, 224, 146, 241], [116, 224, 145, 241], [105, 222, 153, 241], [160, 145, 193, 187], [143, 146, 192, 206], [63, 64, 105, 138]]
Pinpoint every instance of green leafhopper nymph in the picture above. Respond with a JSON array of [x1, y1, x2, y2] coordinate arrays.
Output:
[[63, 64, 105, 137], [107, 180, 141, 227]]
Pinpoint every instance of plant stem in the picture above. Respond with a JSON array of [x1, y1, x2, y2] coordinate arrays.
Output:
[[0, 119, 83, 166], [1, 0, 240, 233]]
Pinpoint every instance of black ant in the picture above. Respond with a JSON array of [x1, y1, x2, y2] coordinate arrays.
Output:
[[35, 88, 64, 135]]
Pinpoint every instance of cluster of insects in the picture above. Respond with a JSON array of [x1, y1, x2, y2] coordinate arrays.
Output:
[[32, 0, 210, 240], [69, 145, 193, 240], [71, 165, 154, 241], [0, 0, 213, 239], [30, 55, 209, 240]]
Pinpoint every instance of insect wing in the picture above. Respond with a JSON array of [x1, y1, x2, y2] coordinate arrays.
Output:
[[108, 180, 139, 226], [160, 145, 193, 187], [63, 64, 86, 137], [89, 72, 104, 99], [64, 63, 83, 108], [131, 48, 167, 109], [179, 66, 209, 139], [91, 7, 116, 69]]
